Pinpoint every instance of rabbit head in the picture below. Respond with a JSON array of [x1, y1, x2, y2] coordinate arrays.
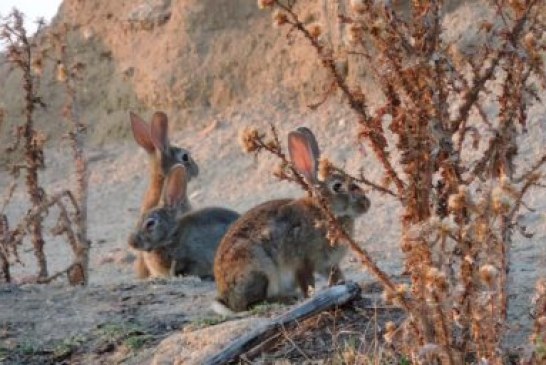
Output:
[[288, 127, 370, 218], [130, 111, 199, 179], [128, 164, 188, 252]]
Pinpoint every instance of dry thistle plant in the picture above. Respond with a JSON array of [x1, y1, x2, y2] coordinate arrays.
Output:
[[529, 278, 546, 363], [0, 11, 90, 285], [48, 23, 90, 285], [0, 10, 49, 280], [249, 0, 546, 362]]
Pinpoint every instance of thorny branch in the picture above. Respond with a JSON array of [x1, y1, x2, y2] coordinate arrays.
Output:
[[1, 9, 48, 278], [272, 0, 405, 196], [241, 126, 423, 341], [257, 0, 546, 361]]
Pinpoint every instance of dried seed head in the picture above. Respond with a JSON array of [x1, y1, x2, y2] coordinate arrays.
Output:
[[491, 186, 512, 214], [318, 158, 334, 180], [382, 289, 395, 305], [426, 267, 448, 292], [499, 175, 518, 197], [536, 278, 546, 296], [349, 0, 366, 13], [341, 346, 357, 364], [56, 62, 68, 83], [308, 23, 322, 38], [31, 57, 43, 76], [452, 307, 464, 328], [346, 24, 362, 45], [396, 283, 409, 295], [272, 10, 288, 27], [239, 127, 261, 153], [448, 193, 464, 212], [524, 32, 536, 49], [32, 131, 47, 149], [508, 0, 526, 15], [479, 264, 498, 287], [400, 236, 412, 253], [385, 321, 396, 332], [370, 18, 385, 36], [439, 217, 458, 234], [82, 27, 94, 40], [272, 163, 286, 180], [257, 0, 274, 9], [383, 321, 396, 343], [475, 221, 489, 242], [381, 173, 393, 190], [457, 185, 469, 199], [428, 216, 441, 229]]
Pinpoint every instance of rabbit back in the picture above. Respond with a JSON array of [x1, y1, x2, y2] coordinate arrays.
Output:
[[172, 207, 240, 279], [214, 198, 346, 311]]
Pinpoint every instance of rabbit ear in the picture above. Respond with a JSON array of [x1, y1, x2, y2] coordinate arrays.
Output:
[[130, 112, 155, 154], [164, 164, 187, 207], [150, 111, 170, 153], [295, 127, 320, 161], [288, 128, 320, 183]]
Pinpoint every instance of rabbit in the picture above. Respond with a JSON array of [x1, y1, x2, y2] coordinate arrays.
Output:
[[212, 127, 370, 314], [128, 164, 240, 279], [129, 111, 199, 278]]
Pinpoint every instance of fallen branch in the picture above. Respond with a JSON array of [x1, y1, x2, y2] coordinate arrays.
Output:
[[35, 262, 81, 284], [203, 282, 361, 365]]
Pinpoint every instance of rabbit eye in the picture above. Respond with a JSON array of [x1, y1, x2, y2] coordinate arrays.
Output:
[[331, 182, 343, 192], [143, 217, 157, 232], [176, 150, 190, 162]]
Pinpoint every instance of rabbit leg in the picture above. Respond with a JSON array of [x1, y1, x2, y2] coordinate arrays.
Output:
[[143, 251, 171, 278], [134, 252, 150, 278], [169, 259, 177, 276], [226, 271, 269, 312], [295, 261, 315, 298]]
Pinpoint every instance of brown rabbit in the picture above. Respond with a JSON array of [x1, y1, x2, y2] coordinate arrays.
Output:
[[213, 127, 370, 313], [130, 111, 199, 278], [128, 165, 239, 278]]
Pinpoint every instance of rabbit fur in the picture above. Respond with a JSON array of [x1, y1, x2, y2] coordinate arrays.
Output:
[[213, 127, 370, 313], [129, 111, 199, 278]]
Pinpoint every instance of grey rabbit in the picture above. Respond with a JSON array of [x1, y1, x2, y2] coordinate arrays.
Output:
[[129, 164, 239, 279], [129, 111, 199, 278]]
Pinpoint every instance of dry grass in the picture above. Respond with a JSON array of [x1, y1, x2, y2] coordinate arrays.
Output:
[[245, 0, 546, 362]]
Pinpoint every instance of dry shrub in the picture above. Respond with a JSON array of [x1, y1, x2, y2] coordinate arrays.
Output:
[[0, 10, 90, 285], [247, 0, 546, 362]]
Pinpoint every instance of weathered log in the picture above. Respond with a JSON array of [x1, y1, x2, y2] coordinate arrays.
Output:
[[203, 282, 361, 365]]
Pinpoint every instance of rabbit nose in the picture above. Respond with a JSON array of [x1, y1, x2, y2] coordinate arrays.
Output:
[[127, 233, 139, 248], [190, 161, 199, 177], [360, 195, 371, 212]]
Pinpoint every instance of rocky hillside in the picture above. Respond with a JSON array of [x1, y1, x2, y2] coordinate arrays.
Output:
[[0, 0, 335, 152], [0, 0, 475, 155]]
